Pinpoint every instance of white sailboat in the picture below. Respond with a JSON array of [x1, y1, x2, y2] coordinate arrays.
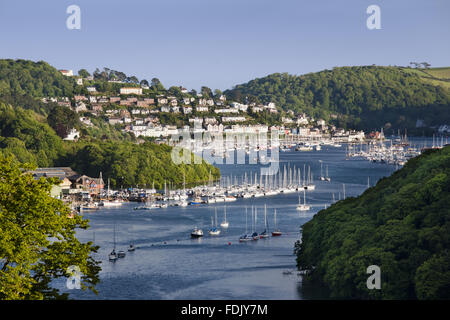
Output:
[[99, 178, 123, 207], [208, 208, 221, 235], [296, 189, 310, 211], [320, 161, 326, 181], [325, 165, 331, 182], [306, 166, 315, 190], [220, 206, 229, 228]]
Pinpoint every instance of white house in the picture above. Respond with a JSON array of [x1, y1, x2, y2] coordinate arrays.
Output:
[[196, 106, 209, 112], [215, 108, 239, 114], [60, 70, 73, 77], [222, 116, 246, 122], [63, 128, 80, 141], [120, 87, 143, 95], [74, 102, 87, 113]]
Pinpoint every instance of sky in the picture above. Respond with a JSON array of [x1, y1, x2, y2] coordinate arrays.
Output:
[[0, 0, 449, 91]]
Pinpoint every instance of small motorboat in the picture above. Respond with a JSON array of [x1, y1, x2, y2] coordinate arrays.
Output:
[[189, 197, 204, 205], [128, 244, 136, 252], [191, 227, 204, 238], [117, 250, 126, 258]]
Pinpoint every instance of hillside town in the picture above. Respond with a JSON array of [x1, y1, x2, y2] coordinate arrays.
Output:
[[42, 69, 368, 143]]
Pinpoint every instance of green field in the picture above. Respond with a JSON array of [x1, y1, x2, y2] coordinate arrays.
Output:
[[401, 67, 450, 89]]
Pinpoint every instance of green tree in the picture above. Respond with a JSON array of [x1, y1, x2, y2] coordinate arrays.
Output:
[[77, 69, 91, 78], [0, 156, 101, 299], [47, 105, 81, 138]]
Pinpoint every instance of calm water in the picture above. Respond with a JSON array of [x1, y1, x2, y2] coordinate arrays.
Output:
[[56, 141, 425, 300]]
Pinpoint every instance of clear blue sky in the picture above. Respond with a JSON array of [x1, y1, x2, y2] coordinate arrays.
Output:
[[0, 0, 449, 90]]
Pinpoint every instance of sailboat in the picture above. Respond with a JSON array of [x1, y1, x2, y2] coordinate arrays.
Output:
[[324, 165, 331, 182], [208, 208, 221, 235], [239, 206, 252, 242], [306, 166, 315, 190], [109, 224, 118, 261], [320, 161, 326, 181], [127, 229, 136, 252], [259, 204, 270, 238], [220, 206, 229, 228], [296, 189, 310, 211], [99, 178, 123, 207], [251, 206, 259, 240], [271, 209, 282, 236]]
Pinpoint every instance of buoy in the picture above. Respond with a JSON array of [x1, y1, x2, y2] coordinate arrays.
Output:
[[228, 242, 231, 246]]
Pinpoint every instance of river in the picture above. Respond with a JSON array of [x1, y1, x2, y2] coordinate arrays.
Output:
[[56, 139, 430, 299]]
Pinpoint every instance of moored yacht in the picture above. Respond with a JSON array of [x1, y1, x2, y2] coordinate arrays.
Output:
[[271, 209, 282, 236], [109, 249, 118, 261], [220, 206, 229, 228], [296, 189, 310, 211], [191, 227, 203, 238]]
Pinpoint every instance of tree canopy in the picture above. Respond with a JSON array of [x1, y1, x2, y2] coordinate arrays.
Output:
[[225, 66, 450, 133], [0, 156, 100, 299], [295, 146, 450, 299], [0, 59, 76, 98]]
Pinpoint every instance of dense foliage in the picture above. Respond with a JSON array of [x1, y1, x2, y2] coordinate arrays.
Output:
[[60, 141, 220, 189], [0, 59, 76, 98], [47, 105, 81, 138], [0, 103, 219, 188], [225, 66, 450, 133], [0, 156, 100, 299], [295, 146, 450, 299], [0, 103, 64, 167]]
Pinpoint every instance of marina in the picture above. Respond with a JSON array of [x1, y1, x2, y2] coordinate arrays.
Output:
[[50, 138, 436, 300]]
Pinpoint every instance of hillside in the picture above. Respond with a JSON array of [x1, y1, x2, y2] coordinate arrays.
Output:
[[0, 59, 77, 98], [0, 102, 219, 188], [295, 146, 450, 299], [224, 66, 450, 134], [403, 67, 450, 90]]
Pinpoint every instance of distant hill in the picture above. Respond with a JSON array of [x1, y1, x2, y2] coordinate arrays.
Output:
[[224, 66, 450, 134], [0, 59, 77, 98], [295, 146, 450, 299]]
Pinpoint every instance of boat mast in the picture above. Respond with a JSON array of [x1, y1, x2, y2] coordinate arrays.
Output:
[[274, 209, 277, 229], [215, 208, 218, 227], [264, 204, 267, 230], [245, 206, 248, 234]]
